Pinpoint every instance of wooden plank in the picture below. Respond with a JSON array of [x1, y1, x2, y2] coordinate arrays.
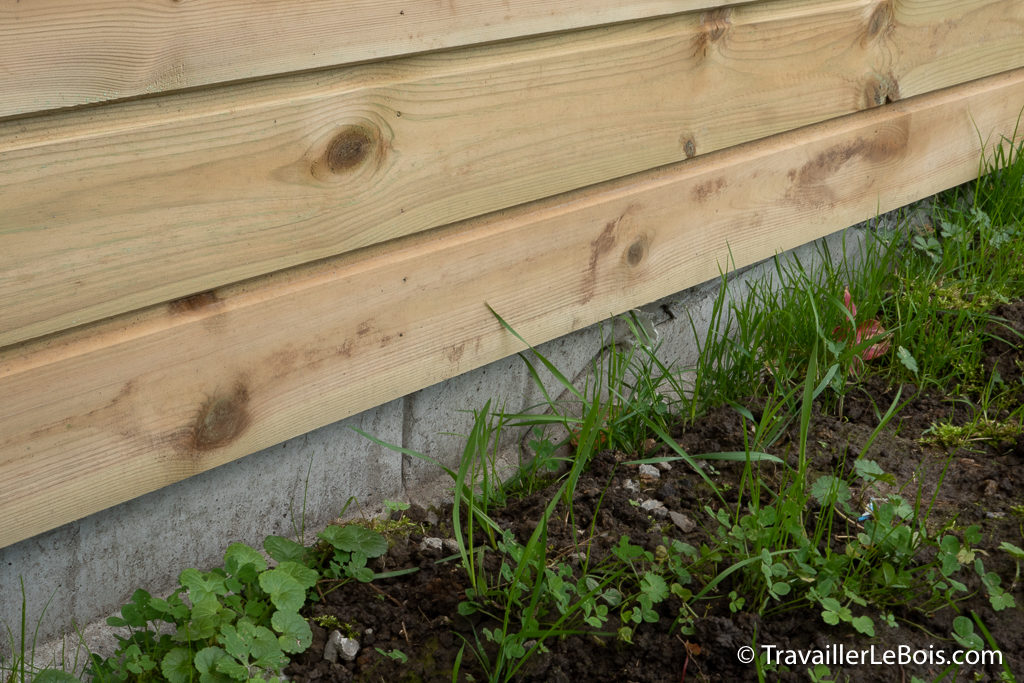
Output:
[[0, 0, 755, 119], [3, 0, 1023, 349], [2, 68, 1023, 549]]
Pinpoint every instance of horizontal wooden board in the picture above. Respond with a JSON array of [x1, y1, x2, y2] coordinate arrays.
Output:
[[3, 0, 1023, 349], [0, 0, 754, 119], [2, 68, 1023, 548]]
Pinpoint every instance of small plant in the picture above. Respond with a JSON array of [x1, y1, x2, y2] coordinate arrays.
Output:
[[921, 418, 1023, 450], [317, 524, 389, 584], [374, 647, 409, 664], [90, 542, 317, 682], [807, 663, 839, 683], [501, 426, 565, 498], [382, 500, 410, 515], [951, 615, 984, 651], [88, 521, 402, 683], [311, 615, 343, 631]]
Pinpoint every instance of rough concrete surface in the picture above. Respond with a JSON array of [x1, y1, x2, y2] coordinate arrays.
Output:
[[0, 217, 894, 675]]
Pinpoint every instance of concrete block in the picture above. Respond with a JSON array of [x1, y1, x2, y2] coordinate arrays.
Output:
[[401, 354, 529, 499], [294, 397, 404, 524], [0, 523, 80, 663]]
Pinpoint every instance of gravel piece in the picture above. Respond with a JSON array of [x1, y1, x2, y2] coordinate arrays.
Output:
[[670, 510, 696, 533], [323, 631, 360, 663], [419, 537, 443, 552], [638, 464, 661, 480], [640, 499, 668, 518]]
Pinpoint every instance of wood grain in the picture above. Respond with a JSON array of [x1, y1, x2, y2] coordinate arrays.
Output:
[[0, 0, 754, 119], [2, 68, 1023, 548], [2, 0, 1022, 348]]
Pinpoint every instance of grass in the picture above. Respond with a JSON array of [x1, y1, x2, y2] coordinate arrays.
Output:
[[1, 580, 85, 683], [375, 133, 1024, 682]]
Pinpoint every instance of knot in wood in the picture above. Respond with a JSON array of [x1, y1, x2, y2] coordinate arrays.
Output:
[[190, 383, 250, 451], [325, 126, 376, 173]]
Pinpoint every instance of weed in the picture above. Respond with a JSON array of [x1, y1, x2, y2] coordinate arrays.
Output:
[[310, 615, 343, 631], [921, 418, 1023, 449], [382, 500, 410, 515], [89, 542, 318, 682], [88, 516, 412, 683], [1, 579, 85, 683], [373, 647, 408, 664], [288, 454, 316, 545]]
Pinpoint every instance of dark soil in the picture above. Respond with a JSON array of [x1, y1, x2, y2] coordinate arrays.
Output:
[[285, 301, 1024, 682]]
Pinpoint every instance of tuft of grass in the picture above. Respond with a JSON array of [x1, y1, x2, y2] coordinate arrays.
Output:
[[1, 579, 86, 683]]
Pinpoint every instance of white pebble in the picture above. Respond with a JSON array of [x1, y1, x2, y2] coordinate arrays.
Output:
[[638, 464, 661, 480]]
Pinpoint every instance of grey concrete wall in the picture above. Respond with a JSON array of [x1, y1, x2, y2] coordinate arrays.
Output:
[[0, 219, 888, 675]]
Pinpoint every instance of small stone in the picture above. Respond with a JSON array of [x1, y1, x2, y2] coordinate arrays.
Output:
[[324, 631, 360, 663], [638, 464, 660, 480], [640, 499, 668, 518], [986, 511, 1006, 519], [419, 537, 443, 552], [670, 510, 696, 533], [442, 538, 460, 554], [623, 478, 640, 493], [339, 637, 360, 662], [983, 480, 999, 497], [655, 460, 672, 471]]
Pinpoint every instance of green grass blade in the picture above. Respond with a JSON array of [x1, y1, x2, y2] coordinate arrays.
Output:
[[488, 305, 584, 401]]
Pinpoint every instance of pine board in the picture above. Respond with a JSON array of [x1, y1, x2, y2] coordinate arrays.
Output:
[[1, 68, 1023, 548], [2, 0, 1022, 348], [0, 0, 753, 119]]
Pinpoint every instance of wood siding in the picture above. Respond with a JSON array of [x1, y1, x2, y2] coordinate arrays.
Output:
[[1, 0, 1022, 547]]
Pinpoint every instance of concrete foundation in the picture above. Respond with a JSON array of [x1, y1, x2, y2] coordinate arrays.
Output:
[[0, 217, 896, 675]]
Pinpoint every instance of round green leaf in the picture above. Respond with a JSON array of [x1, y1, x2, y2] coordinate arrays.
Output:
[[194, 646, 228, 675], [353, 566, 375, 583], [318, 525, 388, 558], [258, 569, 305, 613], [851, 615, 875, 636], [224, 542, 267, 577], [272, 610, 313, 653], [273, 561, 319, 590], [215, 656, 249, 681], [160, 647, 194, 683], [264, 535, 308, 564]]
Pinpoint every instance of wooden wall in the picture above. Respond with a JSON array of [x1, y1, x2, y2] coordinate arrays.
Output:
[[2, 0, 1023, 548]]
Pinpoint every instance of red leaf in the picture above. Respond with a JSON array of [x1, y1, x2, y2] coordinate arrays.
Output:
[[831, 287, 890, 375], [842, 286, 857, 318], [857, 319, 890, 361]]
